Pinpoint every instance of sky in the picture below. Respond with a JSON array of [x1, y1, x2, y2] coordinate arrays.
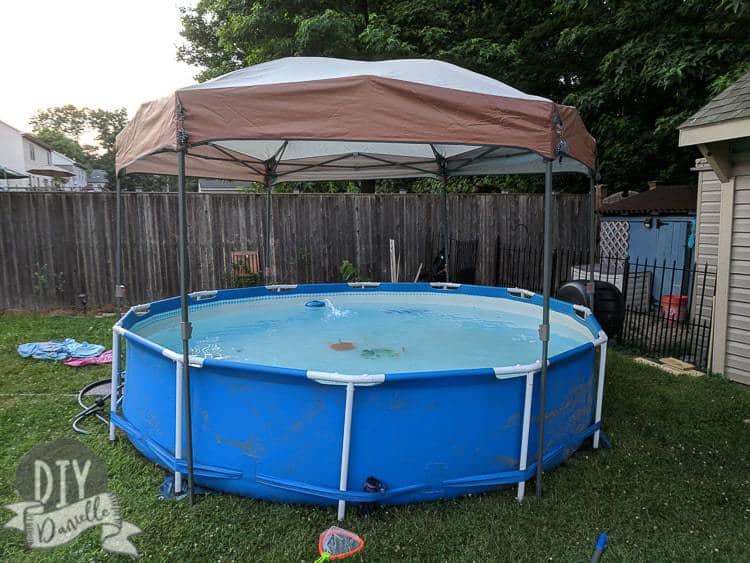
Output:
[[0, 0, 199, 135]]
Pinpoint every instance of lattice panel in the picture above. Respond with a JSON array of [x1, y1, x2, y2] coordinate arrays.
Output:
[[600, 220, 629, 258]]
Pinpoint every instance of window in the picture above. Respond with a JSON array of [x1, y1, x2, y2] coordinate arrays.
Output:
[[29, 144, 35, 161]]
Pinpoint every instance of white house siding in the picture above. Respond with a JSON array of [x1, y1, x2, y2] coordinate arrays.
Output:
[[726, 173, 750, 384], [0, 120, 27, 188], [51, 151, 87, 188], [692, 160, 719, 325], [22, 137, 53, 188]]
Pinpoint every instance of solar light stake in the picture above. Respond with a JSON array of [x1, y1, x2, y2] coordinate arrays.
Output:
[[442, 174, 450, 282], [265, 174, 272, 283]]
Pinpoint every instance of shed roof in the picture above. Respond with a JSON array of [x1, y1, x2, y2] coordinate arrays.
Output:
[[600, 184, 696, 215], [681, 70, 750, 129]]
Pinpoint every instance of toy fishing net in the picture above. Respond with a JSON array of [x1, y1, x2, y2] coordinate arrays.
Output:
[[315, 527, 364, 561]]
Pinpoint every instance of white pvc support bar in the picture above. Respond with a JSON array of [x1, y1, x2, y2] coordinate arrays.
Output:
[[516, 370, 535, 501], [493, 360, 542, 379], [265, 284, 298, 292], [507, 288, 535, 299], [592, 330, 608, 348], [131, 303, 151, 315], [174, 360, 184, 494], [347, 281, 380, 288], [189, 290, 218, 301], [162, 348, 205, 368], [429, 282, 461, 290], [593, 341, 607, 449], [109, 327, 121, 441], [337, 382, 355, 521], [573, 304, 592, 320], [307, 371, 385, 386]]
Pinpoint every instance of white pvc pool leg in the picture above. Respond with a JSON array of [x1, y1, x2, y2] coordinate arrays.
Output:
[[593, 342, 607, 449], [109, 328, 120, 441], [516, 370, 535, 501], [337, 382, 355, 521], [175, 360, 184, 494]]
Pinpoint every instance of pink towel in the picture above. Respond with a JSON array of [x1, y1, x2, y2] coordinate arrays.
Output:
[[64, 350, 113, 367]]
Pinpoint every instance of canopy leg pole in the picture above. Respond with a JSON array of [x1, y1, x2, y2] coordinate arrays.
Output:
[[442, 174, 450, 282], [536, 159, 553, 498], [110, 169, 124, 444], [588, 172, 597, 310], [176, 147, 195, 506], [115, 171, 123, 316], [265, 176, 272, 284]]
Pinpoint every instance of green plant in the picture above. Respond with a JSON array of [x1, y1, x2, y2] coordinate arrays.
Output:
[[340, 260, 368, 282], [226, 266, 264, 288], [53, 271, 66, 295], [31, 263, 49, 295]]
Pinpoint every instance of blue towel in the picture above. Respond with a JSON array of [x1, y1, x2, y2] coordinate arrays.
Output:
[[17, 339, 105, 361]]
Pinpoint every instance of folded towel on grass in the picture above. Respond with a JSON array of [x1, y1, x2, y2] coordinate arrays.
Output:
[[18, 339, 106, 361], [64, 350, 113, 367]]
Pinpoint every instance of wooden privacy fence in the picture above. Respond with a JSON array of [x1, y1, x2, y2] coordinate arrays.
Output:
[[0, 192, 591, 310]]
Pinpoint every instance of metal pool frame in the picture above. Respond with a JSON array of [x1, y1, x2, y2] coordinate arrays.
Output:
[[109, 282, 607, 520]]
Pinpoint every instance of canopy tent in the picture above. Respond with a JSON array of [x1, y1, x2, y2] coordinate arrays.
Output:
[[113, 57, 598, 507], [117, 57, 594, 180]]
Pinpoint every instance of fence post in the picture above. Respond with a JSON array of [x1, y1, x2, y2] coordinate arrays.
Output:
[[622, 257, 631, 308]]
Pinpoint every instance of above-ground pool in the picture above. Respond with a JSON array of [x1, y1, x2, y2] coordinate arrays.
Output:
[[110, 283, 607, 517]]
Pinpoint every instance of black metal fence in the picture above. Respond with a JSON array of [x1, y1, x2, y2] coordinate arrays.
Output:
[[495, 242, 716, 370]]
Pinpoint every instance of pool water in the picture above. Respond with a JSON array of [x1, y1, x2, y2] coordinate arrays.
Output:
[[133, 293, 593, 373]]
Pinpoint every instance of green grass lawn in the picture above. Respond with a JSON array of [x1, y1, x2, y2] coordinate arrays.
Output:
[[1, 311, 749, 562]]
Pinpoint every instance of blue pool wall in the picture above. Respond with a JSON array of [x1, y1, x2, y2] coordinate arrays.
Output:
[[114, 283, 603, 505]]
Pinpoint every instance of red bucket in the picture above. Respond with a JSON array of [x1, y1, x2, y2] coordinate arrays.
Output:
[[661, 295, 688, 322]]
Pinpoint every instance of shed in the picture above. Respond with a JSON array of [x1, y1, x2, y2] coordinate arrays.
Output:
[[599, 182, 697, 299], [679, 69, 750, 384]]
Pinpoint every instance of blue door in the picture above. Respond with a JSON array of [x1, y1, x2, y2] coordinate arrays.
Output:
[[627, 218, 692, 302]]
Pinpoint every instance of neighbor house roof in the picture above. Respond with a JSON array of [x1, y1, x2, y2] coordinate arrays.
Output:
[[88, 169, 108, 183], [198, 179, 252, 190], [600, 184, 696, 215], [21, 133, 54, 152]]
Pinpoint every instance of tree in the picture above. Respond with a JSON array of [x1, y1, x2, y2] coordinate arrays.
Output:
[[32, 129, 93, 169], [553, 0, 750, 188], [88, 108, 128, 155], [30, 105, 89, 140], [178, 0, 749, 192], [29, 104, 176, 191]]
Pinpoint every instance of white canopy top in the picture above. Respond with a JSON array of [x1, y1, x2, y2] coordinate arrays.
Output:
[[116, 57, 596, 182]]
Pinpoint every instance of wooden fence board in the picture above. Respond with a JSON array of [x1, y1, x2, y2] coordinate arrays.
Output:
[[0, 192, 590, 309]]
